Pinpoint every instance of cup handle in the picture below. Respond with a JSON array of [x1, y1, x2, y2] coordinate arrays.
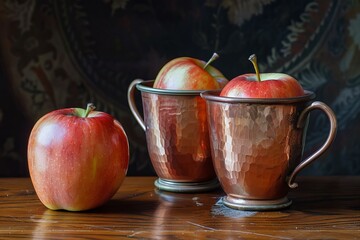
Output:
[[287, 101, 337, 189], [127, 79, 146, 131]]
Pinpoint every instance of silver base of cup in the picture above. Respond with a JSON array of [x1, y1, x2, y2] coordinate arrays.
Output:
[[223, 196, 292, 211], [154, 178, 220, 193]]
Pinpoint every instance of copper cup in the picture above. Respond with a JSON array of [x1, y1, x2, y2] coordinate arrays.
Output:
[[128, 80, 219, 192], [201, 90, 337, 210]]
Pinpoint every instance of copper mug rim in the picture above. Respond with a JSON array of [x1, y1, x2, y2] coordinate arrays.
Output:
[[135, 80, 208, 96], [201, 90, 316, 104]]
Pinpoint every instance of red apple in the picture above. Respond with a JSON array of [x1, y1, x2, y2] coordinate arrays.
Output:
[[220, 54, 304, 98], [28, 103, 129, 211], [153, 53, 228, 90]]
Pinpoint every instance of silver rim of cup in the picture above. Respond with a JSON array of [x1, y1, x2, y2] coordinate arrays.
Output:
[[136, 80, 208, 96], [201, 90, 316, 104], [134, 80, 316, 102]]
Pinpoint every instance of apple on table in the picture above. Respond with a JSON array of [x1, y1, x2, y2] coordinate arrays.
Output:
[[154, 53, 228, 90], [220, 54, 304, 98], [28, 103, 129, 211]]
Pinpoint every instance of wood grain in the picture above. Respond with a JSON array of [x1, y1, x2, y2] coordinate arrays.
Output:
[[0, 176, 359, 239]]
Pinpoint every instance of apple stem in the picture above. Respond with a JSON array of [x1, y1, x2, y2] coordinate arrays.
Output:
[[203, 53, 219, 70], [249, 54, 261, 82], [83, 103, 96, 118]]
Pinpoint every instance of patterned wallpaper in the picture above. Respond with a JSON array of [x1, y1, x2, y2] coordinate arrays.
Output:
[[0, 0, 359, 176]]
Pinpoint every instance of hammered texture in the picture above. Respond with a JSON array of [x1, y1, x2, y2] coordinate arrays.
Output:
[[142, 92, 215, 182], [206, 101, 306, 199]]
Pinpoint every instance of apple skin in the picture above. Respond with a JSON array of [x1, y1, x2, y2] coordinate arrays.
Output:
[[220, 73, 304, 98], [28, 106, 129, 211], [153, 57, 228, 90]]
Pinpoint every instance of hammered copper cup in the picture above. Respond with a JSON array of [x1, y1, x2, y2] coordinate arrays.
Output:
[[128, 79, 219, 192], [201, 90, 337, 210]]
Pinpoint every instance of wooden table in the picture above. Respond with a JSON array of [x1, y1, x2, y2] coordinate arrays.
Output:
[[0, 177, 359, 239]]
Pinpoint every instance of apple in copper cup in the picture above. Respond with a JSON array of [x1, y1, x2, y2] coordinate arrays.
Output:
[[201, 54, 337, 210], [128, 53, 228, 193]]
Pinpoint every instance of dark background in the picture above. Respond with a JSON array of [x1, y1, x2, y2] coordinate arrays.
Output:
[[1, 0, 359, 177]]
